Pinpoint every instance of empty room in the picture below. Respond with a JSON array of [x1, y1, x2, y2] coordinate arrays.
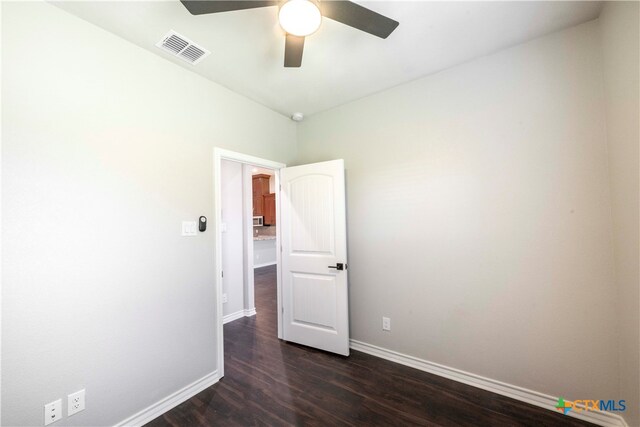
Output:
[[1, 0, 639, 426]]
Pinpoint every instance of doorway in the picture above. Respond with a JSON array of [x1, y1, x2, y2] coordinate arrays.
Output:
[[215, 149, 351, 378], [220, 161, 278, 323], [214, 148, 285, 378]]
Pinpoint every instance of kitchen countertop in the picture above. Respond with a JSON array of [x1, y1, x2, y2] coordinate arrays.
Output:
[[254, 235, 276, 241]]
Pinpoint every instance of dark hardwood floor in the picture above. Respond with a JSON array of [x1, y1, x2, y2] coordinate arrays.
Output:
[[148, 265, 594, 426]]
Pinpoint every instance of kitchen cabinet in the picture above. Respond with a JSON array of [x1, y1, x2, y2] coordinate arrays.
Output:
[[263, 193, 276, 225], [252, 174, 270, 216]]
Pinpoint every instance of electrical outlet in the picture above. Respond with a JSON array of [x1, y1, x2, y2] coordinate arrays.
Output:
[[67, 389, 85, 417], [222, 293, 228, 303], [382, 316, 391, 331], [44, 399, 62, 425]]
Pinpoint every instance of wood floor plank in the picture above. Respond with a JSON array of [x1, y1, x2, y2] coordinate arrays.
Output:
[[147, 265, 595, 427]]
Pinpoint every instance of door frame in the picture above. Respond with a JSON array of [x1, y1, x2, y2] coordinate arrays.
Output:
[[213, 147, 285, 377]]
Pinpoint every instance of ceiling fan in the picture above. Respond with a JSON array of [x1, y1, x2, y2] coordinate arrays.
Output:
[[179, 0, 399, 67]]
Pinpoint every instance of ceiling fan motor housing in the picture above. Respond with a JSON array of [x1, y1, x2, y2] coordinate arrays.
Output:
[[278, 0, 323, 37]]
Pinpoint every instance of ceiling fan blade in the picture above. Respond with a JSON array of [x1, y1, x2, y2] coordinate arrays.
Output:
[[180, 0, 277, 15], [321, 0, 399, 39], [284, 34, 305, 68]]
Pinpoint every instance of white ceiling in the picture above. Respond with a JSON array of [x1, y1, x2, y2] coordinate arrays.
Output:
[[52, 1, 603, 117]]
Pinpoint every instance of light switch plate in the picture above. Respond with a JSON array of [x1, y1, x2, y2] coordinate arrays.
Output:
[[44, 399, 62, 425], [68, 389, 85, 417], [182, 221, 197, 236]]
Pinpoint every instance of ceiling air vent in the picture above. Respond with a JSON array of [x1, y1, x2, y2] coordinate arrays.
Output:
[[156, 30, 210, 65]]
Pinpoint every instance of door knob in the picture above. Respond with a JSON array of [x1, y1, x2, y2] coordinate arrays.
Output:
[[328, 263, 346, 271]]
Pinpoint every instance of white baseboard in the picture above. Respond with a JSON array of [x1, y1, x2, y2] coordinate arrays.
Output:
[[223, 310, 244, 324], [350, 340, 628, 427], [115, 370, 219, 427], [254, 261, 276, 268], [223, 308, 256, 324]]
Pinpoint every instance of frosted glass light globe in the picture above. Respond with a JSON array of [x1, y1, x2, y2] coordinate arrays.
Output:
[[279, 0, 322, 37]]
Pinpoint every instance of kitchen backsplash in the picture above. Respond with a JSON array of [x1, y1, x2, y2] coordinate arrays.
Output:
[[254, 225, 276, 237]]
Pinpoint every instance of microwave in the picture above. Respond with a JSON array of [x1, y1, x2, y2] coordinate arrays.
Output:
[[253, 216, 264, 227]]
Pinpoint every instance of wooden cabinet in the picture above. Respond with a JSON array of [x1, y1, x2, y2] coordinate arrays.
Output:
[[252, 174, 270, 216], [263, 193, 276, 225]]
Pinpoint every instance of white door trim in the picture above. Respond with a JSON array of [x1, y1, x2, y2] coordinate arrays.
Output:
[[213, 148, 285, 378]]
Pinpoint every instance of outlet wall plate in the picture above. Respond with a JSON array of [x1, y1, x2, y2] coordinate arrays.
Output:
[[382, 316, 391, 331], [44, 399, 62, 425], [68, 389, 85, 416]]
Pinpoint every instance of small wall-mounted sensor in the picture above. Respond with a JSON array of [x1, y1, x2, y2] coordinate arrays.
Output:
[[291, 112, 304, 122], [199, 216, 207, 232]]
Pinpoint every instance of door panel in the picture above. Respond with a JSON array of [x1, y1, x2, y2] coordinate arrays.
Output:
[[291, 272, 337, 330], [289, 175, 335, 253], [280, 159, 349, 356]]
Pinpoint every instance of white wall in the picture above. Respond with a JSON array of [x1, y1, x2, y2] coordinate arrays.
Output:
[[1, 2, 296, 426], [297, 20, 620, 405], [221, 160, 245, 317], [242, 164, 256, 315], [599, 2, 640, 426]]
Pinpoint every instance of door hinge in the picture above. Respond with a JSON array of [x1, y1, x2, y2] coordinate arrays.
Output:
[[221, 270, 224, 278]]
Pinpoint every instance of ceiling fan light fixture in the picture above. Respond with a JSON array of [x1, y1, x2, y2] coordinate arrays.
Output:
[[279, 0, 322, 37]]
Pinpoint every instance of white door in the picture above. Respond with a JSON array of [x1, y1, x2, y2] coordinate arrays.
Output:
[[280, 159, 349, 356]]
